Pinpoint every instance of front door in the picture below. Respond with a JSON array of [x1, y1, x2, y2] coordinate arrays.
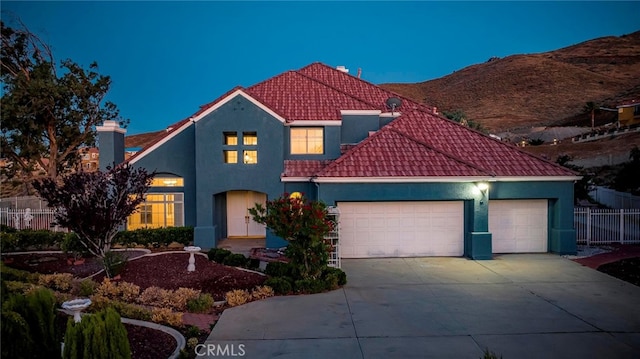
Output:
[[226, 191, 266, 238]]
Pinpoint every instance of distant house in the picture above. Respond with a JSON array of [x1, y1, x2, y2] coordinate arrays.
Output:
[[98, 62, 578, 259], [79, 147, 99, 171], [617, 99, 640, 127]]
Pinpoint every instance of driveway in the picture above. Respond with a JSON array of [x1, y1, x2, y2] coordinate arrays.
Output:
[[203, 254, 640, 358]]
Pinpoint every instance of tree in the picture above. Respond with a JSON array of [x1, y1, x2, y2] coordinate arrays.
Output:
[[33, 164, 154, 276], [613, 145, 640, 195], [1, 20, 126, 186], [442, 109, 487, 133], [555, 155, 593, 204], [249, 193, 334, 279], [584, 101, 599, 130]]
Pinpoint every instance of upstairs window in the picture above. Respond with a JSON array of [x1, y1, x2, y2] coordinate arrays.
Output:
[[243, 150, 257, 164], [224, 150, 238, 164], [243, 132, 257, 145], [224, 132, 238, 145], [291, 128, 323, 154], [151, 177, 184, 187]]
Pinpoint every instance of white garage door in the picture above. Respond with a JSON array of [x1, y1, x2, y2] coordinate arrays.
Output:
[[489, 200, 548, 253], [338, 201, 464, 258]]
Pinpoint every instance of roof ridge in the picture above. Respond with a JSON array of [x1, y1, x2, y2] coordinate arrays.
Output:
[[386, 126, 495, 177], [292, 70, 382, 110]]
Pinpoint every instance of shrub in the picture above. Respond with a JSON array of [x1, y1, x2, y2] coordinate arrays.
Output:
[[77, 279, 97, 297], [151, 307, 183, 327], [322, 267, 347, 287], [3, 280, 36, 295], [95, 279, 140, 302], [63, 307, 131, 359], [2, 287, 60, 359], [101, 251, 127, 278], [251, 285, 274, 300], [247, 258, 261, 270], [0, 229, 66, 251], [265, 261, 293, 277], [264, 277, 292, 295], [187, 337, 199, 349], [186, 293, 214, 313], [139, 286, 173, 308], [207, 248, 221, 261], [173, 287, 202, 311], [61, 233, 90, 259], [185, 325, 202, 338], [114, 227, 193, 248], [225, 289, 251, 307], [38, 273, 75, 292], [294, 278, 326, 294], [213, 248, 232, 264], [223, 253, 248, 267], [0, 263, 40, 283]]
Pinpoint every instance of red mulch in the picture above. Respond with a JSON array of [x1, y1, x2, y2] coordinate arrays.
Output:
[[572, 244, 640, 269], [93, 253, 266, 301], [125, 323, 177, 359]]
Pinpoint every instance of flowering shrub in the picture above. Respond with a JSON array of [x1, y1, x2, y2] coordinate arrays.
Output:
[[225, 289, 251, 307], [249, 193, 334, 279], [251, 285, 275, 300], [37, 273, 74, 292]]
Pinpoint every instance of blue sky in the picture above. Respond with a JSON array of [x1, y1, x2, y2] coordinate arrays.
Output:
[[2, 1, 639, 135]]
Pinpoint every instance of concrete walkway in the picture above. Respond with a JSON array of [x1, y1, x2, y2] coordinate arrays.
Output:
[[203, 254, 640, 358]]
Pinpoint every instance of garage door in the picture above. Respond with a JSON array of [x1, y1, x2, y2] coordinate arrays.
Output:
[[338, 201, 464, 258], [489, 200, 548, 253]]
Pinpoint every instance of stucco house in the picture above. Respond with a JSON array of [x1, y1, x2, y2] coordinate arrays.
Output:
[[98, 62, 578, 259]]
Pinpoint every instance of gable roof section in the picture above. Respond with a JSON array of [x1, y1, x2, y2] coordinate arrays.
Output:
[[245, 70, 377, 121]]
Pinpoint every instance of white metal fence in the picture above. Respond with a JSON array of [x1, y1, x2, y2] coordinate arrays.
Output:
[[575, 207, 640, 245], [0, 208, 65, 231], [589, 187, 640, 209]]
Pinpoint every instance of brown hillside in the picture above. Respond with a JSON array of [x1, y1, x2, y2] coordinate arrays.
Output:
[[381, 31, 640, 132]]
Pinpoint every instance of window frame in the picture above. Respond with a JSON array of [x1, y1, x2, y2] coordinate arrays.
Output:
[[290, 127, 324, 155]]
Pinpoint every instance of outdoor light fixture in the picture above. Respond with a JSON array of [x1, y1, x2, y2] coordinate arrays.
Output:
[[473, 182, 490, 201]]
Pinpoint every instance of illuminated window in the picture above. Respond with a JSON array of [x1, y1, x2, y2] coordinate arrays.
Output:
[[150, 177, 184, 187], [224, 132, 238, 145], [243, 132, 257, 145], [291, 128, 323, 154], [243, 150, 257, 164], [224, 150, 238, 164], [127, 193, 184, 230]]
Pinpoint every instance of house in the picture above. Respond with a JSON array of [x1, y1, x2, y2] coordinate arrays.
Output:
[[98, 62, 578, 259], [617, 99, 640, 127], [79, 147, 99, 171]]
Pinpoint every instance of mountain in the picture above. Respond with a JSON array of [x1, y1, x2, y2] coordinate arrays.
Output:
[[380, 31, 640, 132]]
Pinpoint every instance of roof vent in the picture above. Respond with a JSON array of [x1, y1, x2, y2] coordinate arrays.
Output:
[[336, 65, 349, 73]]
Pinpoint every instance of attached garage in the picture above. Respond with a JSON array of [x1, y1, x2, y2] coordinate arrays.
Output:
[[338, 201, 464, 258], [489, 199, 548, 253]]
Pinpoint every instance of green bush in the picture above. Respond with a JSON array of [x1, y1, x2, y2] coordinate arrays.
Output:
[[186, 293, 214, 313], [322, 267, 347, 286], [213, 248, 232, 264], [101, 251, 127, 278], [247, 258, 260, 270], [223, 253, 248, 267], [114, 226, 193, 248], [78, 279, 97, 297], [61, 233, 90, 258], [2, 287, 60, 359], [63, 307, 131, 359], [184, 325, 203, 338], [294, 278, 326, 294], [264, 277, 292, 295], [0, 262, 40, 283], [207, 248, 221, 261], [0, 229, 67, 252], [265, 261, 293, 277]]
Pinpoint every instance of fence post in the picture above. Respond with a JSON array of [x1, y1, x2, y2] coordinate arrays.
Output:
[[620, 209, 624, 244], [586, 207, 591, 246]]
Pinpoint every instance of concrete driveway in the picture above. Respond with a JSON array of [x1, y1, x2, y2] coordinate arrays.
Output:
[[203, 254, 640, 358]]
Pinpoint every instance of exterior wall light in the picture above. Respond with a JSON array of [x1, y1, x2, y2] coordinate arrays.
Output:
[[473, 182, 490, 202]]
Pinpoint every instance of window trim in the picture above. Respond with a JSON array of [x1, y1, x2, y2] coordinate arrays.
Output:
[[290, 127, 324, 155]]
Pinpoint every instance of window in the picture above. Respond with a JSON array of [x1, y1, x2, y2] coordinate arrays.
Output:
[[224, 150, 238, 164], [127, 193, 184, 230], [151, 177, 184, 187], [224, 132, 238, 145], [243, 150, 257, 164], [291, 128, 323, 154], [634, 105, 640, 116], [243, 132, 257, 145]]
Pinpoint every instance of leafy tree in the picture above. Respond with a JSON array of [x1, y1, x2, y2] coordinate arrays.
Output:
[[555, 155, 593, 204], [249, 193, 334, 279], [613, 145, 640, 195], [442, 109, 487, 133], [33, 164, 154, 276], [583, 101, 599, 130], [1, 20, 126, 185]]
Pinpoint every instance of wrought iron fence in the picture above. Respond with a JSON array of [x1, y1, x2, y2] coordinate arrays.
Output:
[[575, 207, 640, 245]]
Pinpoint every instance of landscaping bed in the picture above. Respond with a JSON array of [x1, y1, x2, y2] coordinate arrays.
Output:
[[597, 257, 640, 287]]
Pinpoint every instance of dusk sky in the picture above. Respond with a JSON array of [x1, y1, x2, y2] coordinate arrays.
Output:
[[2, 1, 639, 135]]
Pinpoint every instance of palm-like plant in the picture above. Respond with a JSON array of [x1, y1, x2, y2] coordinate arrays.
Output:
[[584, 101, 599, 130]]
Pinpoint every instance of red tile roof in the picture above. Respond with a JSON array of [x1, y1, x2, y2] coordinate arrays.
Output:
[[127, 62, 576, 179]]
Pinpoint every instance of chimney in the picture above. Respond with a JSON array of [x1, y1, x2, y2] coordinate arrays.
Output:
[[336, 65, 349, 73], [96, 120, 126, 170], [433, 106, 438, 115], [357, 68, 362, 78]]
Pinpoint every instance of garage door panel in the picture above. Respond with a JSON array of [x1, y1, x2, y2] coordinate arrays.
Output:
[[489, 200, 547, 254], [338, 201, 464, 258]]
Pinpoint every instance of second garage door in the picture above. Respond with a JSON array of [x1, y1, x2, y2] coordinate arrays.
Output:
[[489, 199, 548, 253], [338, 201, 464, 258]]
